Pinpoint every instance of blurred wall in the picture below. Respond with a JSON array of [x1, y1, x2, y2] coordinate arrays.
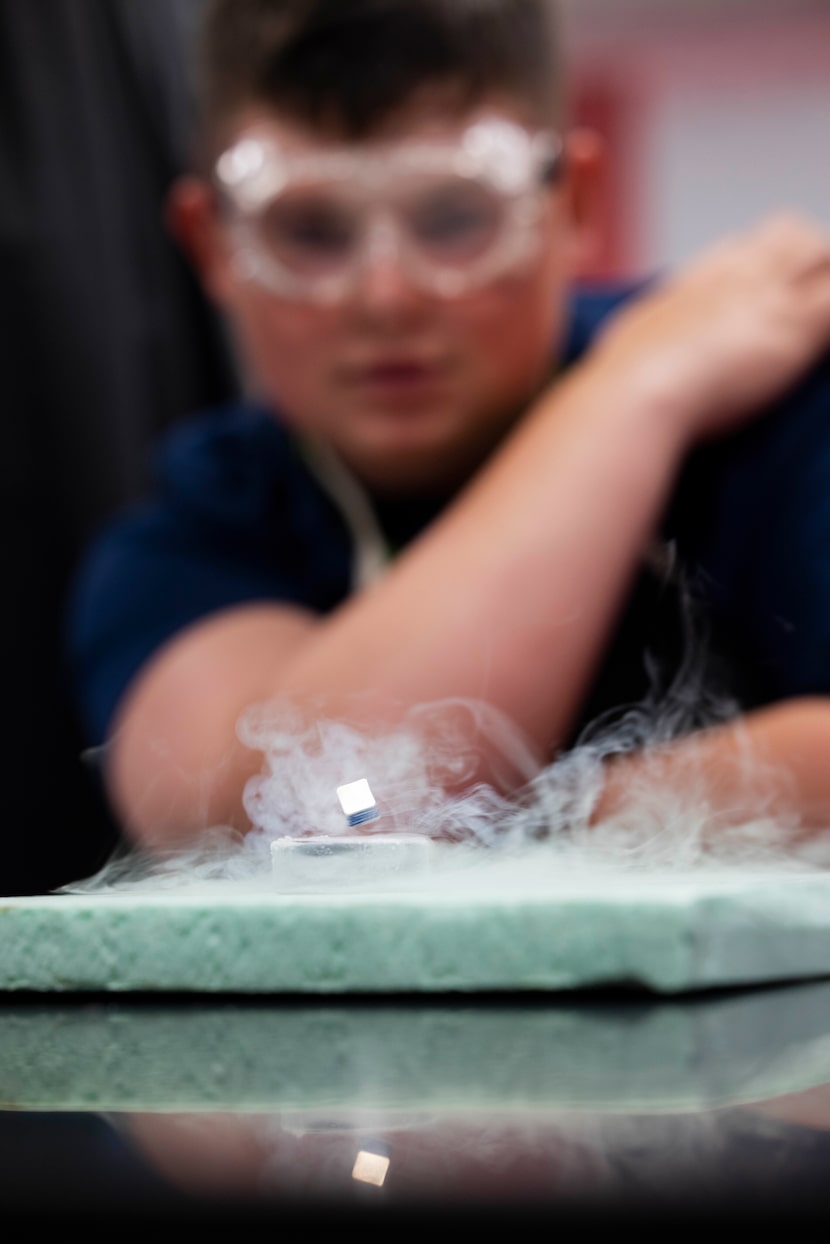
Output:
[[561, 0, 830, 277]]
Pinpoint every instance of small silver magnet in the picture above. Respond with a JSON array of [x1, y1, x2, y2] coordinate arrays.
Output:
[[336, 778, 379, 827]]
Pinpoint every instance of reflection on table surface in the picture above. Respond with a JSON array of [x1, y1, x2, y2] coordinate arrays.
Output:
[[3, 980, 830, 1220]]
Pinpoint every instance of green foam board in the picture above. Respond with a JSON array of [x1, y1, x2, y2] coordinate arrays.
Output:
[[2, 850, 830, 995]]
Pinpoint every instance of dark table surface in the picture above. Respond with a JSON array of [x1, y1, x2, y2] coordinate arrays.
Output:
[[3, 980, 830, 1224]]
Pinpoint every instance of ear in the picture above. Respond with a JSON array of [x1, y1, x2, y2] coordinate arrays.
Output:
[[164, 175, 235, 305], [558, 127, 607, 278]]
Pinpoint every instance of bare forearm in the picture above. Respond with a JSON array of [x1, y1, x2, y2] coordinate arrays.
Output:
[[278, 364, 686, 751], [592, 697, 830, 842]]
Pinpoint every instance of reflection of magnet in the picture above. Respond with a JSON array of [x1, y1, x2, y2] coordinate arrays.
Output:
[[270, 834, 434, 888], [336, 778, 379, 827], [352, 1147, 391, 1187]]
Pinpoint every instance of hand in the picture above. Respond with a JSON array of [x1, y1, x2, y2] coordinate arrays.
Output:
[[587, 212, 830, 446]]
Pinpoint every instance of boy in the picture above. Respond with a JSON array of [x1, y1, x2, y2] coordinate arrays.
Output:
[[69, 0, 830, 852]]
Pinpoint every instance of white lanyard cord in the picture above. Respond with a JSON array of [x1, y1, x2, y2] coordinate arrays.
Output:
[[299, 436, 391, 593]]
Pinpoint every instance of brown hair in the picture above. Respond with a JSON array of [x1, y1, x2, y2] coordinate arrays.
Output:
[[196, 0, 563, 159]]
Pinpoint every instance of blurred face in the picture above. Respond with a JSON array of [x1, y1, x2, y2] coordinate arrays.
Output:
[[194, 93, 595, 494]]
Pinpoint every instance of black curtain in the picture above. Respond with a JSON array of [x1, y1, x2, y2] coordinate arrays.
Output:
[[0, 0, 240, 893]]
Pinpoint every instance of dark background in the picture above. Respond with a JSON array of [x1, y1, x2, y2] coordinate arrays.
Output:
[[0, 0, 239, 893]]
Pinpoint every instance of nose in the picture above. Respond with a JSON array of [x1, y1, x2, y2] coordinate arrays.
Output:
[[347, 215, 430, 322]]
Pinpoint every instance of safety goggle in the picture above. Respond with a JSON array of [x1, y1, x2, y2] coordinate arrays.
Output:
[[214, 117, 563, 303]]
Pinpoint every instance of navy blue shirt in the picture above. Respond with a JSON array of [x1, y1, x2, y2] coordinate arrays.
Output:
[[67, 283, 830, 749]]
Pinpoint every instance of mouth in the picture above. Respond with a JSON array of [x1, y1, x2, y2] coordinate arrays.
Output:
[[343, 356, 452, 401]]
